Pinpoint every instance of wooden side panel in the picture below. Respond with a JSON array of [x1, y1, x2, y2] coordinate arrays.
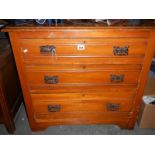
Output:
[[8, 32, 38, 130], [127, 32, 155, 129]]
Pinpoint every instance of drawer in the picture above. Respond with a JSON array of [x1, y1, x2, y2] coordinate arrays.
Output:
[[25, 65, 141, 89], [31, 92, 133, 125], [31, 92, 135, 115], [20, 38, 147, 59], [31, 93, 133, 124]]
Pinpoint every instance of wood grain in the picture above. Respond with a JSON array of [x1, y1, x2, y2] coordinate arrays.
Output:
[[25, 67, 141, 87], [4, 26, 155, 131], [20, 38, 146, 57]]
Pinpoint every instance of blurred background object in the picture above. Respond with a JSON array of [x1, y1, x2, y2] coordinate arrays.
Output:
[[0, 32, 23, 133]]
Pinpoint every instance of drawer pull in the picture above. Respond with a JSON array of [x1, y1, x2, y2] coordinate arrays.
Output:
[[110, 74, 124, 83], [113, 46, 129, 56], [44, 76, 59, 84], [48, 105, 61, 112], [106, 103, 120, 111], [40, 45, 56, 55]]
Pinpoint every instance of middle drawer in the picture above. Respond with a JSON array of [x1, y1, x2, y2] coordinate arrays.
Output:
[[24, 65, 141, 90]]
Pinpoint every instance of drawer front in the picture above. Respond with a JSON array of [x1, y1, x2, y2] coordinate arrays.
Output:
[[20, 39, 147, 58], [31, 93, 132, 123], [31, 93, 135, 115], [33, 100, 133, 113], [25, 66, 141, 88]]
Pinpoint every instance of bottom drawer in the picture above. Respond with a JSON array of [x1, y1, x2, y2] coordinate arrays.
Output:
[[32, 99, 134, 114], [31, 92, 135, 118], [31, 93, 133, 126]]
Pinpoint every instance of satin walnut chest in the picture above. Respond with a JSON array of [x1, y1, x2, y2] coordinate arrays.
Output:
[[4, 25, 155, 131]]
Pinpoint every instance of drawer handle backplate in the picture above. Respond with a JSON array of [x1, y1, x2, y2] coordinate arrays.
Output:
[[44, 75, 59, 84], [110, 74, 124, 83], [48, 104, 61, 112], [113, 46, 129, 56], [106, 103, 120, 111], [40, 45, 56, 55]]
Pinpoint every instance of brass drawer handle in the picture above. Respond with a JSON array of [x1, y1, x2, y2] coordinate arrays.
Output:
[[44, 76, 59, 84], [110, 74, 124, 83], [40, 45, 56, 55], [106, 103, 120, 111], [113, 46, 129, 56], [48, 104, 61, 112]]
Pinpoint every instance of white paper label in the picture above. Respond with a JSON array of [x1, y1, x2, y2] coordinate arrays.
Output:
[[77, 44, 85, 51]]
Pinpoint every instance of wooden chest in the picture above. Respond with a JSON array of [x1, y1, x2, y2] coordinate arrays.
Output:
[[3, 26, 155, 131]]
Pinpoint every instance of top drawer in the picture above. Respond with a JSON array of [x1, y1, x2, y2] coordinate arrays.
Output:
[[19, 38, 147, 58]]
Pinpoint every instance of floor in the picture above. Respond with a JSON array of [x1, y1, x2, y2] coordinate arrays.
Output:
[[0, 103, 155, 135]]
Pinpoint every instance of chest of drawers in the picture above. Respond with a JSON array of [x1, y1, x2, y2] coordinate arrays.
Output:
[[3, 26, 155, 131]]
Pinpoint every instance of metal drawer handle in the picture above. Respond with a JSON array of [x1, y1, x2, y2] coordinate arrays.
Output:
[[110, 74, 124, 83], [113, 46, 129, 56], [106, 103, 120, 111], [44, 75, 59, 84], [48, 104, 61, 112], [40, 45, 56, 55]]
